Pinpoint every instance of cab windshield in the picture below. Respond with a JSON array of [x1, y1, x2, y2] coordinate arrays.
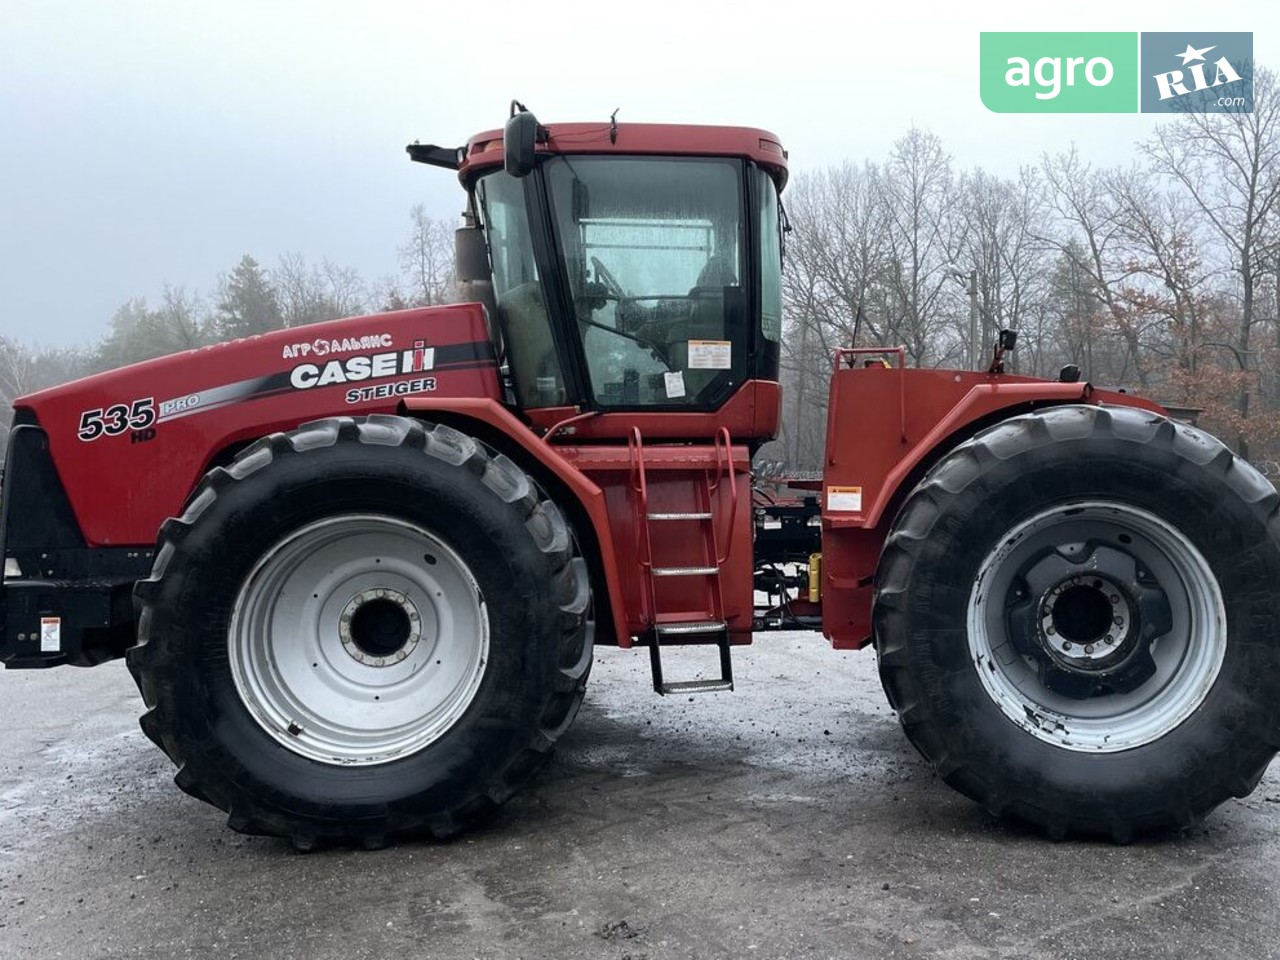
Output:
[[546, 156, 745, 407]]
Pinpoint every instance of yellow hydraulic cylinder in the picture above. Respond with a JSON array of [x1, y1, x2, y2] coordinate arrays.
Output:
[[808, 552, 822, 603]]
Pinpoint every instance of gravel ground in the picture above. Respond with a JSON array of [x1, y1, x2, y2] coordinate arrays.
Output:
[[2, 633, 1278, 960]]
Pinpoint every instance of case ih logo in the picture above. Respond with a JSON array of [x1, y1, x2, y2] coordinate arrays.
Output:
[[290, 340, 435, 389]]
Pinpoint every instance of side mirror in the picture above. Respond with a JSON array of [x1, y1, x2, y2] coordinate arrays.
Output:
[[504, 110, 545, 178], [455, 227, 490, 283], [455, 227, 501, 353], [988, 328, 1019, 376]]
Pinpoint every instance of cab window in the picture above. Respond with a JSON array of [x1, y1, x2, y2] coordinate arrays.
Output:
[[475, 172, 568, 407], [545, 157, 745, 407]]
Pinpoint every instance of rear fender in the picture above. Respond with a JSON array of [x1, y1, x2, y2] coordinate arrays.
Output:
[[819, 360, 1164, 649]]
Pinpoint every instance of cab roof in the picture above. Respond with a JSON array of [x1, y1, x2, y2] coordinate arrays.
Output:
[[455, 122, 788, 188]]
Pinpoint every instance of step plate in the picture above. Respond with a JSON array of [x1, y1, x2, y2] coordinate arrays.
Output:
[[655, 620, 727, 636], [660, 679, 734, 695], [652, 565, 718, 577]]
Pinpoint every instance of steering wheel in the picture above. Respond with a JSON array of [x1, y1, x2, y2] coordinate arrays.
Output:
[[590, 256, 626, 300]]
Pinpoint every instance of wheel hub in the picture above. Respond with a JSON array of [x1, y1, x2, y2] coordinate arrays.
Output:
[[967, 501, 1226, 753], [1037, 574, 1135, 672], [339, 589, 422, 666], [228, 514, 489, 766]]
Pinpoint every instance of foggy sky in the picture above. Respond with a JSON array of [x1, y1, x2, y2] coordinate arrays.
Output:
[[2, 0, 1277, 348]]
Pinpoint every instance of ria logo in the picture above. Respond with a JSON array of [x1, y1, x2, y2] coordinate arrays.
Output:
[[981, 31, 1254, 114], [1153, 43, 1242, 100], [1140, 33, 1253, 113]]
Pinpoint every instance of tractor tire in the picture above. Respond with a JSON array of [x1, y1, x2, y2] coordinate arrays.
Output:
[[126, 415, 592, 849], [874, 404, 1280, 841]]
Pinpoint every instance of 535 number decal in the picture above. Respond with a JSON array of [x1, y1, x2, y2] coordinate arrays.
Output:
[[77, 397, 156, 441]]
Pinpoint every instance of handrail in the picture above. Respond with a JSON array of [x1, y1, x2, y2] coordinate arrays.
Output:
[[542, 409, 599, 443], [710, 426, 739, 564], [627, 427, 656, 623]]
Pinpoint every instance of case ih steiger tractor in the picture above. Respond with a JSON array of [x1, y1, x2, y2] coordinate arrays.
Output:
[[3, 107, 1279, 849]]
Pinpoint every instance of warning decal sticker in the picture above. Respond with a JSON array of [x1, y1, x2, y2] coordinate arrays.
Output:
[[40, 616, 61, 653], [687, 339, 732, 370], [827, 485, 864, 513]]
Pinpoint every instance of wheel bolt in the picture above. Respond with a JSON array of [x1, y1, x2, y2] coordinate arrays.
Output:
[[1085, 644, 1094, 654], [1062, 641, 1072, 651], [1113, 616, 1123, 626], [1047, 626, 1056, 636], [1110, 595, 1120, 604]]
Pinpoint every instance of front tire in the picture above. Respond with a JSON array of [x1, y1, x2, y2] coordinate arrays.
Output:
[[127, 415, 592, 848], [874, 405, 1280, 840]]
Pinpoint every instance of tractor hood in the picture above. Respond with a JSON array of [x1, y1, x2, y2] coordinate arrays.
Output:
[[11, 304, 501, 546]]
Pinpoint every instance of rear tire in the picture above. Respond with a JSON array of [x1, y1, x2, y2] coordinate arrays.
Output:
[[874, 405, 1280, 840], [127, 415, 592, 847]]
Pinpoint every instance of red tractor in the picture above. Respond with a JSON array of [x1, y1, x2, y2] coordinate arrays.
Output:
[[3, 107, 1278, 848]]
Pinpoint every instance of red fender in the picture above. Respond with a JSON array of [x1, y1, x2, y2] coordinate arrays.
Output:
[[818, 356, 1165, 649]]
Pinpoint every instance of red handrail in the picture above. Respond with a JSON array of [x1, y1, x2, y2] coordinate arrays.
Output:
[[710, 426, 739, 564], [627, 427, 656, 623]]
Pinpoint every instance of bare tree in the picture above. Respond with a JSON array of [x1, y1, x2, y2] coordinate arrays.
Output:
[[1106, 169, 1215, 386], [275, 253, 369, 327], [877, 128, 967, 365], [399, 205, 457, 307], [0, 337, 35, 449], [779, 164, 892, 466], [958, 168, 1051, 369], [1038, 148, 1154, 386], [1142, 68, 1280, 455]]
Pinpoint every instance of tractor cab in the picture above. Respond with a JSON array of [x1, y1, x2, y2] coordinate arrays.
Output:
[[411, 109, 788, 437]]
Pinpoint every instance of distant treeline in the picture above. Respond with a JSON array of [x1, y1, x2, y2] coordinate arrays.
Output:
[[0, 205, 455, 448], [773, 68, 1280, 465], [6, 72, 1280, 468]]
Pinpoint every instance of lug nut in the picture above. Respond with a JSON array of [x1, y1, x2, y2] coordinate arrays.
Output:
[[1084, 644, 1094, 655], [1062, 641, 1072, 651]]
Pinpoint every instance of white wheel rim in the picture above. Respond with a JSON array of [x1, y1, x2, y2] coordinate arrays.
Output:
[[967, 501, 1226, 752], [229, 514, 489, 765]]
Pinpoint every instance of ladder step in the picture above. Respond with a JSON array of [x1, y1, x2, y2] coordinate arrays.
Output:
[[652, 565, 718, 577], [660, 679, 734, 695], [646, 511, 713, 520], [655, 619, 727, 636]]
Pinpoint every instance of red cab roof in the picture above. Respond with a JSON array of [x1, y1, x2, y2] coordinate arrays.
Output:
[[460, 122, 788, 187]]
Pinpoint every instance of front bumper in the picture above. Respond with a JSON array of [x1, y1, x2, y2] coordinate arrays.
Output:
[[1, 415, 151, 668]]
